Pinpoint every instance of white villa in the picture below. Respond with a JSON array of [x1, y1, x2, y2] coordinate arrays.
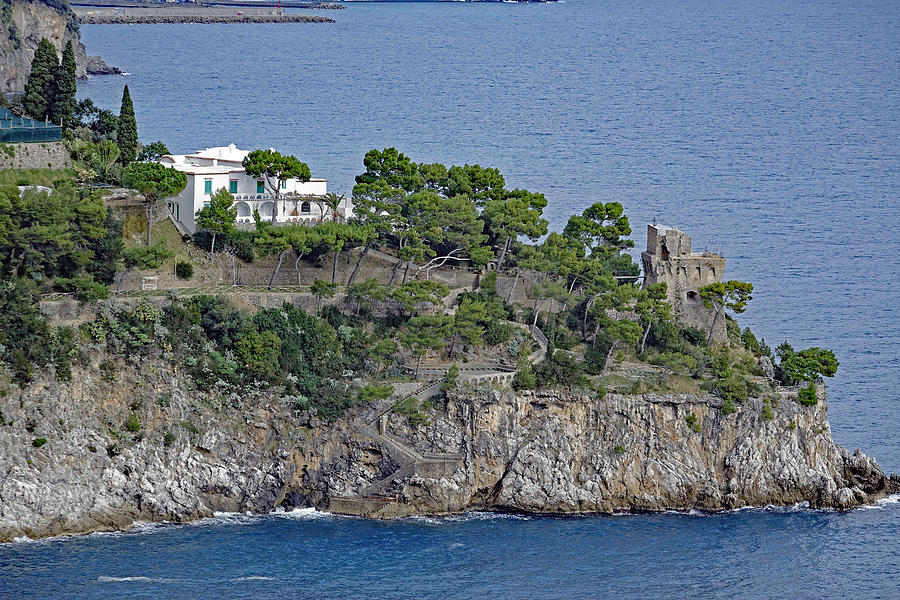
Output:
[[159, 144, 353, 233]]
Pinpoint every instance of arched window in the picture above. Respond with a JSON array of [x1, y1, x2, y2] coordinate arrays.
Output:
[[301, 201, 311, 213]]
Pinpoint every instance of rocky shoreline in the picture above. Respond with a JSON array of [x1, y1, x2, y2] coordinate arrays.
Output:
[[78, 14, 335, 24], [85, 55, 122, 75], [1, 357, 896, 542]]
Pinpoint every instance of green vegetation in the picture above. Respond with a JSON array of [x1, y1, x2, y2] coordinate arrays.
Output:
[[120, 162, 187, 245], [175, 260, 193, 280], [798, 382, 819, 406], [195, 188, 237, 255], [241, 149, 310, 223], [116, 85, 138, 164], [32, 437, 47, 448], [0, 141, 839, 430], [699, 281, 753, 344], [124, 412, 141, 432], [392, 396, 431, 427], [22, 39, 57, 121], [685, 412, 702, 433]]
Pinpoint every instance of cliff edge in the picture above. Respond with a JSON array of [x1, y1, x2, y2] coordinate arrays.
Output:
[[0, 359, 896, 542], [0, 0, 91, 93]]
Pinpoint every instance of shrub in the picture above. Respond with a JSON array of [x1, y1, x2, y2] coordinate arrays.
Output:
[[741, 327, 761, 354], [163, 431, 175, 447], [175, 260, 194, 280], [358, 384, 393, 404], [512, 364, 536, 390], [702, 373, 753, 405], [392, 396, 431, 427], [484, 321, 513, 346], [179, 420, 198, 434], [124, 412, 140, 432], [32, 437, 47, 448], [55, 277, 110, 301], [762, 400, 775, 420], [122, 242, 174, 270], [798, 382, 818, 406], [99, 359, 117, 381], [721, 397, 736, 415], [685, 412, 702, 433], [533, 350, 582, 390], [613, 444, 626, 454], [442, 364, 459, 393]]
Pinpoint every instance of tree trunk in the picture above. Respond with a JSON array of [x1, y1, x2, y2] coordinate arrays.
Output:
[[389, 259, 402, 286], [145, 201, 153, 245], [600, 342, 618, 378], [332, 249, 340, 284], [415, 354, 422, 381], [210, 233, 216, 256], [271, 183, 279, 224], [582, 296, 594, 339], [347, 241, 372, 286], [448, 333, 458, 358], [707, 306, 723, 345], [531, 297, 540, 331], [640, 320, 652, 355], [506, 269, 519, 303], [294, 253, 303, 289], [401, 261, 412, 284], [497, 236, 511, 270], [268, 249, 286, 289]]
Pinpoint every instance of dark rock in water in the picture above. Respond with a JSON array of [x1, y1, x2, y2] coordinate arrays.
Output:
[[86, 56, 122, 76]]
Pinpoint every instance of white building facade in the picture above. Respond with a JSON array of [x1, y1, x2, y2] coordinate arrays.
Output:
[[159, 144, 352, 233]]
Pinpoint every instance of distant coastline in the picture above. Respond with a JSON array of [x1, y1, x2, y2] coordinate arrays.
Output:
[[77, 14, 335, 24]]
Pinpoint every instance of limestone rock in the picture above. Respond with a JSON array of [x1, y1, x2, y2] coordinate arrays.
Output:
[[1, 358, 895, 542]]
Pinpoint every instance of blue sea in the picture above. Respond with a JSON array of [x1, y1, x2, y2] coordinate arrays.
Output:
[[3, 0, 899, 597]]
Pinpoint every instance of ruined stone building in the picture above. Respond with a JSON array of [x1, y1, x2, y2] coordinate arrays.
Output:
[[641, 224, 727, 342]]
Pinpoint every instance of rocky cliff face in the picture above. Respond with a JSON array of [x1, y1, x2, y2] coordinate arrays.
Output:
[[349, 388, 897, 515], [0, 359, 896, 542], [0, 0, 87, 93]]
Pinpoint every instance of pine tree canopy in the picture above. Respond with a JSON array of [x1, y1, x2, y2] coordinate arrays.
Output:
[[49, 41, 77, 128], [22, 38, 59, 121]]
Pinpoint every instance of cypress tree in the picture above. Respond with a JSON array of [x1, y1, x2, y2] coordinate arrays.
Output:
[[22, 38, 59, 120], [50, 41, 77, 129], [116, 85, 138, 164]]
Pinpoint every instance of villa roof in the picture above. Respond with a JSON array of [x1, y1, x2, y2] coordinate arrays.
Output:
[[159, 144, 326, 181], [190, 143, 251, 163]]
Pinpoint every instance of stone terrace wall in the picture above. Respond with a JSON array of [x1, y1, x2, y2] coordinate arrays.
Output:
[[0, 142, 72, 170]]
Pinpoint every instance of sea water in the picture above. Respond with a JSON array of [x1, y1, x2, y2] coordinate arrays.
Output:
[[2, 0, 898, 597]]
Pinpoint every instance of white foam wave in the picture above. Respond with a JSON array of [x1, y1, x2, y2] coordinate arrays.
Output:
[[857, 493, 900, 511], [230, 576, 274, 581], [270, 507, 334, 520], [400, 511, 531, 525], [97, 576, 182, 583]]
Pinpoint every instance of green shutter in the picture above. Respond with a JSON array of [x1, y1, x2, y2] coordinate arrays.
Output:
[[229, 180, 238, 194], [257, 181, 264, 194], [204, 179, 212, 194], [281, 180, 286, 189]]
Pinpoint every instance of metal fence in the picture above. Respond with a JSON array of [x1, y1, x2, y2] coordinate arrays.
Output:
[[0, 108, 62, 143]]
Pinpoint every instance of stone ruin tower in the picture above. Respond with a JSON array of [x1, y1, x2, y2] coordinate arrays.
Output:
[[641, 224, 728, 342]]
